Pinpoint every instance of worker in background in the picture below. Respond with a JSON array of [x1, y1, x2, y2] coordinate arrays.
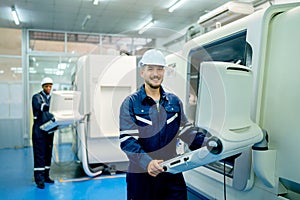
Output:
[[119, 49, 209, 200], [31, 77, 55, 189]]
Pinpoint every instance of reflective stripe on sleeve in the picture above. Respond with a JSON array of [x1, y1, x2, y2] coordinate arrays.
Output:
[[178, 122, 194, 136], [34, 167, 45, 171], [179, 122, 193, 130], [120, 135, 139, 143], [120, 129, 139, 135], [41, 103, 46, 111]]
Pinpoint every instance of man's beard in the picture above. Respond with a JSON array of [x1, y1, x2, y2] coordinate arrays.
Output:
[[145, 77, 163, 89], [149, 84, 160, 89]]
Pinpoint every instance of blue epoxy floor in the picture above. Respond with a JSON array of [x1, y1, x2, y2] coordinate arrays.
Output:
[[0, 147, 127, 200]]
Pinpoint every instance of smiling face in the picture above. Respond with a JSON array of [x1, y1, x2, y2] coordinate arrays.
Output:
[[140, 65, 165, 89]]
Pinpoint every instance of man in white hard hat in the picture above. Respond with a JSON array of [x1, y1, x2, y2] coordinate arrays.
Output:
[[119, 49, 208, 199], [31, 77, 55, 189]]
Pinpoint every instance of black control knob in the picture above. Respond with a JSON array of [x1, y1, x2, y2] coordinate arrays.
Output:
[[162, 166, 167, 172], [206, 136, 223, 154]]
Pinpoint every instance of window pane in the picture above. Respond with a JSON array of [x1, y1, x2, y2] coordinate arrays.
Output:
[[0, 28, 22, 55], [29, 55, 77, 89], [67, 33, 100, 54], [29, 31, 65, 52], [0, 58, 22, 81]]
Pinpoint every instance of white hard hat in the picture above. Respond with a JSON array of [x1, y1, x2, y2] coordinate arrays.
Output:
[[138, 49, 166, 68], [41, 77, 53, 86]]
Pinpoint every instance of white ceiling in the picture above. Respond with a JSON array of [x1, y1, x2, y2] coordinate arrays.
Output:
[[0, 0, 237, 38]]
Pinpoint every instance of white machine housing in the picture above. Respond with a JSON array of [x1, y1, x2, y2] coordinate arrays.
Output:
[[40, 91, 83, 131], [160, 62, 263, 174], [163, 2, 300, 199], [196, 62, 262, 145], [74, 55, 136, 174]]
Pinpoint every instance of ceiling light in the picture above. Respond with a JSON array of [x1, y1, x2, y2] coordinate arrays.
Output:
[[138, 20, 155, 34], [93, 0, 99, 5], [11, 5, 20, 25], [168, 0, 187, 13], [81, 15, 91, 30]]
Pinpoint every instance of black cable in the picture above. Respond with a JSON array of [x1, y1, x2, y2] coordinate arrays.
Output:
[[223, 160, 227, 200]]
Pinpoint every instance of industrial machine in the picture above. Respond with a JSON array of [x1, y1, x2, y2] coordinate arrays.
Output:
[[163, 2, 300, 199], [73, 55, 136, 176], [42, 55, 137, 176], [40, 91, 82, 132], [160, 62, 263, 175], [43, 3, 300, 199]]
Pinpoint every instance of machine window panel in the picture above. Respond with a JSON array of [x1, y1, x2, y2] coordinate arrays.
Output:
[[188, 30, 251, 99], [186, 30, 252, 171]]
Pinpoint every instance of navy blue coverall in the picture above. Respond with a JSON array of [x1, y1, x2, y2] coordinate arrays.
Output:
[[119, 85, 207, 200], [31, 91, 54, 183]]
